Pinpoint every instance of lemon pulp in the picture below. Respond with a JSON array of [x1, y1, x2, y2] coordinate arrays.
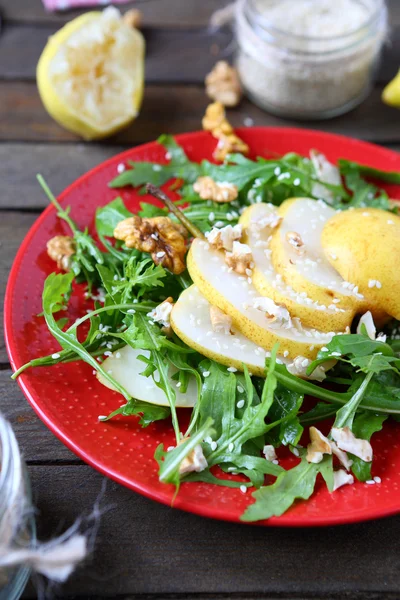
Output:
[[37, 7, 145, 140]]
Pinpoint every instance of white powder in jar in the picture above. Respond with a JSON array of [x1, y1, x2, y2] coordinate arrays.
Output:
[[235, 0, 387, 119]]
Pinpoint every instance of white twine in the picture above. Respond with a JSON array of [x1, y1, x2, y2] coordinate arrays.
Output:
[[0, 414, 89, 584]]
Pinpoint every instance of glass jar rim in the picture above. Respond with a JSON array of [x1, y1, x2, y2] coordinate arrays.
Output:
[[242, 0, 386, 44]]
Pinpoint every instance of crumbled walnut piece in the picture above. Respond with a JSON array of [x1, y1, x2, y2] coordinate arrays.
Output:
[[114, 216, 188, 275], [205, 61, 242, 107], [286, 231, 305, 254], [202, 102, 249, 162], [193, 176, 238, 203], [263, 445, 277, 461], [123, 8, 142, 28], [332, 469, 354, 491], [331, 427, 373, 462], [252, 297, 292, 329], [306, 426, 332, 464], [47, 235, 76, 271], [207, 223, 242, 252], [225, 241, 253, 275], [178, 442, 208, 476], [209, 305, 232, 335]]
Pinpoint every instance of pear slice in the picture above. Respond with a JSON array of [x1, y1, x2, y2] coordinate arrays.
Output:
[[98, 345, 197, 407], [240, 203, 354, 332], [321, 207, 400, 320], [187, 238, 337, 360], [171, 285, 290, 377], [270, 197, 363, 311]]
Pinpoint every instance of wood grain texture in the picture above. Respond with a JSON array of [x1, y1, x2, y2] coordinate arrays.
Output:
[[1, 0, 227, 27], [0, 212, 37, 361], [0, 21, 397, 84], [0, 369, 79, 463], [19, 464, 400, 597], [0, 24, 232, 82], [2, 82, 400, 146], [0, 143, 127, 208]]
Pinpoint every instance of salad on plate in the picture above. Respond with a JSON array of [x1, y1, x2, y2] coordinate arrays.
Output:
[[13, 104, 400, 523]]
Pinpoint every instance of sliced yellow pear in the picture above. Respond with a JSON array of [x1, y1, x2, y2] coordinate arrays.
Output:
[[98, 346, 197, 407], [321, 208, 400, 320], [270, 198, 363, 311], [240, 203, 354, 332], [187, 238, 337, 360], [171, 285, 291, 377]]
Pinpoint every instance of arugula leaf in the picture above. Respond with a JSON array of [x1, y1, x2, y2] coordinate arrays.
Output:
[[308, 333, 398, 376], [184, 469, 252, 488], [109, 135, 201, 188], [155, 417, 215, 487], [41, 273, 131, 400], [95, 197, 133, 237], [333, 372, 374, 430], [337, 163, 391, 210], [339, 159, 400, 185], [102, 398, 170, 427], [267, 384, 304, 446], [350, 412, 387, 482], [241, 455, 331, 522]]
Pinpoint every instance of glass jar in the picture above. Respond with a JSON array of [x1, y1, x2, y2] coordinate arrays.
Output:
[[235, 0, 388, 120], [0, 417, 35, 600]]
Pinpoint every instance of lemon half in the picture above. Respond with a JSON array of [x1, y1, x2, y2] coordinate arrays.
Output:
[[37, 7, 145, 140]]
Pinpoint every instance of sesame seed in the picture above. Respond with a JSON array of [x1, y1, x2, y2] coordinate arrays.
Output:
[[127, 309, 136, 314], [98, 415, 107, 421], [203, 371, 210, 378], [227, 366, 238, 372], [117, 163, 126, 174], [237, 385, 244, 393], [240, 485, 247, 494], [237, 399, 245, 409], [283, 350, 289, 357], [274, 166, 281, 176], [51, 353, 60, 359], [331, 352, 341, 357], [387, 219, 394, 225], [292, 447, 300, 457], [293, 178, 301, 186], [375, 280, 382, 289], [104, 351, 112, 357], [210, 441, 218, 451], [243, 116, 254, 127], [156, 251, 165, 258], [209, 212, 215, 222], [228, 443, 234, 452], [365, 480, 375, 485], [272, 459, 279, 465], [374, 476, 382, 483]]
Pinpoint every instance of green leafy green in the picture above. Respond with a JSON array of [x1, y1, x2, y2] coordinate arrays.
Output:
[[102, 398, 170, 427], [109, 134, 201, 189], [241, 454, 331, 522], [95, 197, 133, 237], [350, 412, 387, 482]]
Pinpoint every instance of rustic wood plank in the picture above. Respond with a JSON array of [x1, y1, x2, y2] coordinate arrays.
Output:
[[0, 369, 79, 462], [0, 212, 38, 361], [0, 24, 231, 82], [2, 0, 400, 30], [1, 0, 226, 27], [0, 21, 397, 84], [19, 463, 400, 597], [1, 82, 400, 146], [0, 143, 127, 208]]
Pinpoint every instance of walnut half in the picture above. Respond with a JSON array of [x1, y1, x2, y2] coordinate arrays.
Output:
[[202, 102, 249, 162], [193, 176, 238, 203], [205, 61, 242, 107], [114, 215, 188, 275], [47, 235, 76, 271]]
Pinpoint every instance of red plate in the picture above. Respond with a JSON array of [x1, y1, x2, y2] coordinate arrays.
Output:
[[5, 128, 400, 526]]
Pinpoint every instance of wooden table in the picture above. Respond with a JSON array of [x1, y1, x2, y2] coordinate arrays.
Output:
[[1, 1, 400, 598]]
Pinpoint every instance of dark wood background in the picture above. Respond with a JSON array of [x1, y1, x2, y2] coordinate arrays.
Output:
[[1, 1, 400, 598]]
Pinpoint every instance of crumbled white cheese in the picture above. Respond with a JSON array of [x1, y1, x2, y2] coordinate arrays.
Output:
[[147, 299, 173, 328], [332, 469, 354, 492], [356, 311, 376, 340], [252, 297, 292, 329], [179, 444, 208, 476], [263, 445, 277, 461], [331, 427, 373, 462]]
